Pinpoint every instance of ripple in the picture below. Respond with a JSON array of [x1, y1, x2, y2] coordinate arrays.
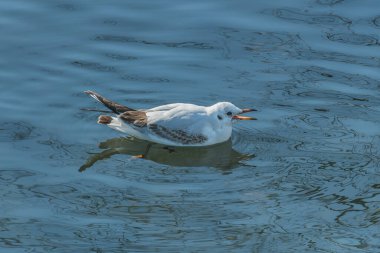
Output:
[[326, 33, 378, 46], [218, 28, 304, 61], [373, 16, 380, 27], [0, 169, 35, 183], [295, 90, 369, 106], [329, 235, 368, 249], [294, 66, 380, 88], [316, 0, 344, 5], [0, 237, 21, 247], [94, 35, 214, 49], [105, 53, 138, 61], [283, 113, 355, 141], [108, 88, 159, 95], [56, 3, 78, 12], [120, 74, 170, 83], [71, 60, 116, 72], [36, 137, 81, 164], [270, 8, 351, 26], [103, 19, 118, 26], [29, 182, 109, 216], [0, 218, 90, 251], [337, 209, 373, 228], [0, 121, 37, 142], [295, 50, 380, 69]]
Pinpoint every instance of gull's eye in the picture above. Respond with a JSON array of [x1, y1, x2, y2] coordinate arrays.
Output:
[[226, 111, 232, 116], [218, 115, 223, 120]]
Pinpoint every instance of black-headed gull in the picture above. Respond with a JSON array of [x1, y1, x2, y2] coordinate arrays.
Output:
[[85, 90, 256, 147]]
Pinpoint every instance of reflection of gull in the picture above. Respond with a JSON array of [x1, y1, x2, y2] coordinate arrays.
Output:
[[79, 137, 254, 172], [84, 91, 256, 147]]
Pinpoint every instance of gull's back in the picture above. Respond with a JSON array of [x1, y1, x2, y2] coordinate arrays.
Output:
[[146, 103, 210, 134]]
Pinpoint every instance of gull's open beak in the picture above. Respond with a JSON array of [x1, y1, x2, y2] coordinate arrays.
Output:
[[241, 108, 257, 113], [233, 115, 257, 120], [232, 108, 257, 120]]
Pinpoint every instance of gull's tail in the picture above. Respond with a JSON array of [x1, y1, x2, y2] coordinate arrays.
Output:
[[97, 115, 126, 133], [98, 115, 113, 124], [98, 114, 121, 129], [84, 90, 135, 114]]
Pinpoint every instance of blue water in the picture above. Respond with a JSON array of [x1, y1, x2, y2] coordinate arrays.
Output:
[[1, 0, 380, 252]]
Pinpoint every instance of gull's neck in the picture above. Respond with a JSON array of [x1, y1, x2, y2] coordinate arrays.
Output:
[[206, 103, 223, 114]]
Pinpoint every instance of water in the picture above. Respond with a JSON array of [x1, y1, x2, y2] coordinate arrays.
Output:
[[1, 0, 380, 252]]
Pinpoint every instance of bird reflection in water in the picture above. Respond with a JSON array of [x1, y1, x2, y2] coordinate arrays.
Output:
[[79, 137, 254, 172]]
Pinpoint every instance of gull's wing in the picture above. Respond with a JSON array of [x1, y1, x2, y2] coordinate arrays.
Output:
[[145, 103, 192, 112], [119, 111, 147, 127], [148, 123, 208, 145], [145, 104, 210, 145], [85, 90, 136, 114]]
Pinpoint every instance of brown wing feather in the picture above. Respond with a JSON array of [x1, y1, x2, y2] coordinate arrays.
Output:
[[119, 111, 147, 127], [148, 124, 208, 144], [85, 90, 135, 114]]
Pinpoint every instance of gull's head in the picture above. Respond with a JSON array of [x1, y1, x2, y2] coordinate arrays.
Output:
[[209, 102, 257, 126]]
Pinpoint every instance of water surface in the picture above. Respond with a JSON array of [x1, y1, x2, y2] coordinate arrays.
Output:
[[1, 0, 380, 252]]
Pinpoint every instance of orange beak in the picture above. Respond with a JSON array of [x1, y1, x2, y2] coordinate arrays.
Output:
[[241, 108, 257, 113], [232, 108, 257, 120]]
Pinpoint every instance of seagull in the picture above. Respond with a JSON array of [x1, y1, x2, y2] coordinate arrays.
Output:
[[84, 90, 256, 148]]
